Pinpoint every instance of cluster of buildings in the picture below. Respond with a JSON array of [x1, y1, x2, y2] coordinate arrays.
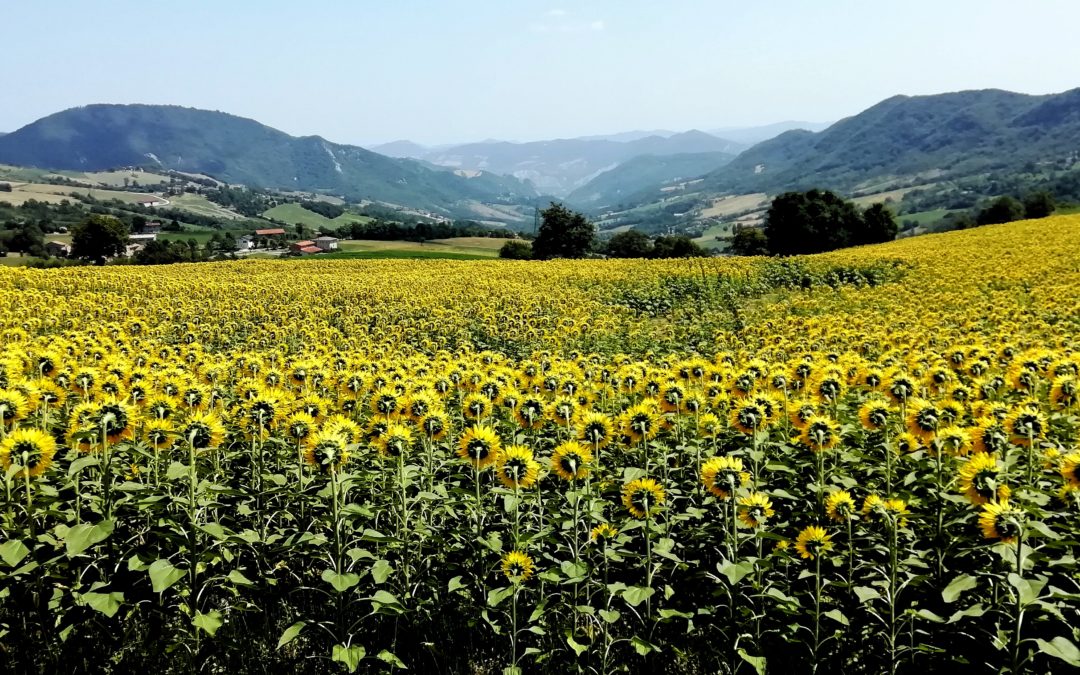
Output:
[[237, 228, 339, 255]]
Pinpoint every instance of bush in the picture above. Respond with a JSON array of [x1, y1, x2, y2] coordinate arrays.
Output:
[[498, 240, 533, 259]]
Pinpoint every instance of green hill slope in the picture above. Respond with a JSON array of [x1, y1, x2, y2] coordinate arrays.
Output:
[[0, 104, 537, 215]]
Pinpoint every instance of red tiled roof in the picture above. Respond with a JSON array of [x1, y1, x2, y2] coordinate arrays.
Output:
[[293, 240, 315, 247], [299, 246, 322, 254], [255, 228, 287, 236]]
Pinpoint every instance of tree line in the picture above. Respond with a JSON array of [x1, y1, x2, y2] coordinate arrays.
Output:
[[499, 203, 709, 260]]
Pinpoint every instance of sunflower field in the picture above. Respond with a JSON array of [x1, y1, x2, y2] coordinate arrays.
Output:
[[1, 216, 1079, 674]]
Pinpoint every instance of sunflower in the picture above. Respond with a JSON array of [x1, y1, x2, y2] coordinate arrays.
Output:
[[376, 423, 414, 459], [978, 499, 1024, 543], [794, 526, 833, 560], [242, 390, 283, 435], [590, 522, 619, 544], [142, 418, 175, 451], [858, 399, 891, 431], [1059, 452, 1080, 488], [0, 389, 30, 426], [700, 456, 749, 499], [515, 396, 546, 430], [0, 428, 57, 478], [1005, 406, 1046, 446], [178, 411, 226, 451], [304, 429, 351, 474], [884, 499, 910, 527], [825, 490, 857, 522], [462, 392, 490, 421], [623, 401, 661, 442], [738, 492, 775, 528], [501, 550, 534, 584], [323, 414, 362, 444], [577, 411, 614, 449], [370, 387, 401, 419], [959, 452, 1008, 505], [92, 397, 138, 445], [548, 395, 577, 426], [622, 478, 665, 519], [496, 445, 540, 490], [730, 401, 767, 435], [937, 425, 973, 456], [284, 411, 318, 446], [971, 418, 1010, 455], [789, 401, 817, 430], [1050, 375, 1078, 410], [905, 399, 940, 442], [457, 425, 502, 469], [419, 411, 449, 440], [800, 415, 841, 452], [884, 371, 916, 404], [550, 440, 593, 481], [697, 412, 723, 438]]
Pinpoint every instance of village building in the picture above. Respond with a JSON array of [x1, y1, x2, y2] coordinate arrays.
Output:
[[136, 197, 167, 208], [236, 235, 255, 251], [290, 240, 316, 253], [45, 241, 70, 257], [313, 236, 339, 251]]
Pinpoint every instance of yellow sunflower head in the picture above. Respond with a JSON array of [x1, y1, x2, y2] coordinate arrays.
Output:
[[550, 440, 593, 481], [979, 499, 1024, 543], [457, 425, 502, 470], [795, 525, 833, 560], [700, 455, 749, 499], [501, 550, 535, 584], [0, 428, 57, 478], [622, 477, 665, 519], [737, 492, 775, 528], [825, 490, 857, 522]]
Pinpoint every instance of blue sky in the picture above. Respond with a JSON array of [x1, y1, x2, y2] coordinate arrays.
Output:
[[4, 0, 1079, 145]]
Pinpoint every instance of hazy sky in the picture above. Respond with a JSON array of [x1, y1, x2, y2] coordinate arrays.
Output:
[[4, 0, 1079, 146]]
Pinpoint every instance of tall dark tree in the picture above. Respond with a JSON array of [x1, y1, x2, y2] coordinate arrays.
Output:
[[857, 203, 899, 246], [652, 235, 707, 258], [605, 229, 653, 258], [1022, 191, 1055, 219], [976, 196, 1026, 226], [727, 228, 770, 256], [764, 189, 864, 255], [531, 203, 595, 260], [71, 214, 129, 263], [8, 223, 46, 257], [498, 240, 533, 260]]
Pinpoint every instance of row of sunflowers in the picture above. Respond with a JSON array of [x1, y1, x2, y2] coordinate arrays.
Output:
[[1, 216, 1079, 673]]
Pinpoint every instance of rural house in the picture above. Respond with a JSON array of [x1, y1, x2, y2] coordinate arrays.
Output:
[[236, 235, 255, 251], [45, 241, 70, 257], [313, 236, 339, 251], [290, 240, 316, 253]]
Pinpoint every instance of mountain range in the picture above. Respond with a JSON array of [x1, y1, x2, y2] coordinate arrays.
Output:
[[373, 130, 746, 196], [691, 88, 1080, 198], [0, 105, 537, 217], [2, 89, 1079, 228]]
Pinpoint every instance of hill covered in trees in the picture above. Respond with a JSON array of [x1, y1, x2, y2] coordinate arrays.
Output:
[[0, 105, 537, 216]]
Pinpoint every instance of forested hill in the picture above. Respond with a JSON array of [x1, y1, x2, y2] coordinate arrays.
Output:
[[0, 104, 537, 213]]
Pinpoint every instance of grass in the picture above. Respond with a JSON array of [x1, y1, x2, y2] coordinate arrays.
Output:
[[336, 238, 502, 258], [313, 250, 492, 261], [700, 193, 769, 219], [898, 208, 960, 225], [168, 194, 245, 221], [0, 253, 38, 266], [262, 203, 373, 229]]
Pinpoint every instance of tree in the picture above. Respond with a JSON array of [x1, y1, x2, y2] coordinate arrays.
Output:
[[727, 228, 770, 256], [8, 223, 46, 257], [498, 240, 533, 260], [857, 203, 899, 246], [652, 235, 707, 258], [131, 215, 148, 233], [531, 203, 595, 260], [71, 215, 129, 263], [296, 223, 307, 240], [976, 196, 1025, 226], [764, 189, 864, 255], [1022, 191, 1055, 219], [605, 230, 653, 258]]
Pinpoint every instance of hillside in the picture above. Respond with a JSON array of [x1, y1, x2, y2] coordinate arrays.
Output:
[[374, 130, 745, 196], [697, 88, 1080, 195], [567, 150, 736, 209], [0, 104, 538, 218]]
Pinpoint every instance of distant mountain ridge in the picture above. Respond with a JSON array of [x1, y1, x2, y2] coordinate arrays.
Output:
[[0, 104, 537, 216], [373, 130, 746, 196], [567, 151, 736, 209], [696, 88, 1080, 196]]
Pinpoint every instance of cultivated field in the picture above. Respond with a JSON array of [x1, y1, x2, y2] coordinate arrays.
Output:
[[1, 217, 1079, 673], [262, 203, 373, 229]]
